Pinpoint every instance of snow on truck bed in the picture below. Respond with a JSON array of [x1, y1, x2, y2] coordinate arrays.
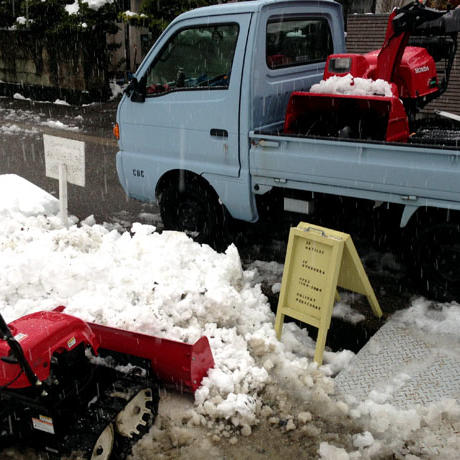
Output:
[[1, 174, 459, 459], [310, 74, 394, 97]]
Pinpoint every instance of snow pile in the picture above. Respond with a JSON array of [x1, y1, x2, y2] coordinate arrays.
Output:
[[394, 297, 460, 335], [310, 74, 393, 98], [2, 175, 460, 458], [0, 174, 59, 218], [344, 397, 460, 459], [0, 175, 346, 432]]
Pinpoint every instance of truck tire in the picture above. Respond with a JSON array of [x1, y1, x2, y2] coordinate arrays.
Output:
[[410, 223, 460, 301], [158, 177, 226, 249]]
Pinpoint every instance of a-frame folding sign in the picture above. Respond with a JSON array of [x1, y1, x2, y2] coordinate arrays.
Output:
[[274, 222, 382, 365]]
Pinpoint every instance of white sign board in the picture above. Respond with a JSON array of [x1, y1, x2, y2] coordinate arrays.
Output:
[[44, 134, 85, 187]]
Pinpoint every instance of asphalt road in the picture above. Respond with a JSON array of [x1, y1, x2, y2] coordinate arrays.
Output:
[[0, 96, 159, 228]]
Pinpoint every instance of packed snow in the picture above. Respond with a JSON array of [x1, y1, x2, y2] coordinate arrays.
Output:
[[41, 119, 79, 131], [1, 174, 459, 459], [310, 74, 394, 98]]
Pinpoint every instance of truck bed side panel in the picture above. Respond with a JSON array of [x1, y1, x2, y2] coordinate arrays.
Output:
[[249, 133, 460, 210]]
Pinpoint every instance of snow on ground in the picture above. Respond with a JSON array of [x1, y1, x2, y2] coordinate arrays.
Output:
[[13, 93, 32, 101], [310, 74, 393, 98], [1, 174, 460, 459], [0, 103, 81, 132], [394, 297, 460, 335], [41, 119, 79, 131], [0, 124, 39, 136]]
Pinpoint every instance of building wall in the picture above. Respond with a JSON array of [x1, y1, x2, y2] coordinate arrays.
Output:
[[0, 30, 109, 102]]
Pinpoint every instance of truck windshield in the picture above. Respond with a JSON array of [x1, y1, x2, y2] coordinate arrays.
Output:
[[145, 23, 239, 95]]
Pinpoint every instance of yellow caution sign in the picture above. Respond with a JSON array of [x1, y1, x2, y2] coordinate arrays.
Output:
[[275, 222, 382, 365]]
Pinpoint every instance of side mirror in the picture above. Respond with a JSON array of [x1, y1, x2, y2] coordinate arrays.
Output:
[[125, 76, 146, 103]]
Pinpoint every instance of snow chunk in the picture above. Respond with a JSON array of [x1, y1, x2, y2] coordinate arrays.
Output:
[[13, 93, 31, 101], [109, 79, 126, 99], [310, 74, 393, 98], [208, 368, 234, 395], [319, 442, 352, 460], [332, 303, 365, 325], [82, 0, 114, 10], [65, 0, 79, 15], [352, 431, 374, 449], [53, 99, 70, 106]]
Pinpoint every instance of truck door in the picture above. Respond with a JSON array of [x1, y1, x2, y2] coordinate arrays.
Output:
[[118, 14, 251, 198]]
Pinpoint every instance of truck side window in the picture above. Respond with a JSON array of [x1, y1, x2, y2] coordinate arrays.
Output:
[[145, 23, 239, 95], [266, 17, 333, 69]]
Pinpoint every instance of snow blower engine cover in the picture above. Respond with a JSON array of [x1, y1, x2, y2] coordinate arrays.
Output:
[[0, 311, 99, 389]]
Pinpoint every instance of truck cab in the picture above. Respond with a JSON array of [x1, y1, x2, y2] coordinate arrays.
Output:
[[115, 0, 345, 243]]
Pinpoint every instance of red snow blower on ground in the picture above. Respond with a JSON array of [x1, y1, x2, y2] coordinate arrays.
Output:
[[0, 307, 214, 459], [284, 1, 460, 143]]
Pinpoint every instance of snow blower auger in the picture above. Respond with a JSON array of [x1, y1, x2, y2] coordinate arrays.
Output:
[[0, 308, 214, 459], [284, 1, 460, 143]]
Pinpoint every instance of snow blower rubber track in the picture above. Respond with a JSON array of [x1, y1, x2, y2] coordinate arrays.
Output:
[[1, 347, 159, 459]]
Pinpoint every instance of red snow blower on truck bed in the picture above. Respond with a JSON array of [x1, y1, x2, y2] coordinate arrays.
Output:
[[0, 307, 214, 459], [284, 1, 460, 143]]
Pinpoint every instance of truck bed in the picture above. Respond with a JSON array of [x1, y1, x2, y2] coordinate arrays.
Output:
[[249, 126, 460, 216]]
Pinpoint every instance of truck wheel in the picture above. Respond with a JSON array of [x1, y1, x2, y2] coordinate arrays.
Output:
[[411, 223, 460, 301], [159, 178, 226, 248]]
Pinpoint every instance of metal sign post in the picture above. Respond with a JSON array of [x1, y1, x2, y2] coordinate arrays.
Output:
[[58, 163, 68, 227], [43, 135, 85, 227], [275, 222, 383, 365]]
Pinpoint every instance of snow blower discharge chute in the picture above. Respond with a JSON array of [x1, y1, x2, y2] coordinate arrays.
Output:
[[0, 308, 214, 459], [284, 1, 460, 143]]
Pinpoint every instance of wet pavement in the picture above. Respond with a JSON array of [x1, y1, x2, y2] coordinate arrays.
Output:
[[0, 96, 159, 227]]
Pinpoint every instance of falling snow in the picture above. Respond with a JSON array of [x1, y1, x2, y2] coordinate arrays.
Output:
[[1, 174, 459, 459]]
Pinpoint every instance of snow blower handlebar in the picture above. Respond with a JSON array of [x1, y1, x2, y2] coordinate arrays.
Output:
[[376, 2, 449, 83], [0, 314, 40, 387]]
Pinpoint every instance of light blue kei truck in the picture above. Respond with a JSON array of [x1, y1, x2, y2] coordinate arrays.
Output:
[[115, 0, 460, 300]]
